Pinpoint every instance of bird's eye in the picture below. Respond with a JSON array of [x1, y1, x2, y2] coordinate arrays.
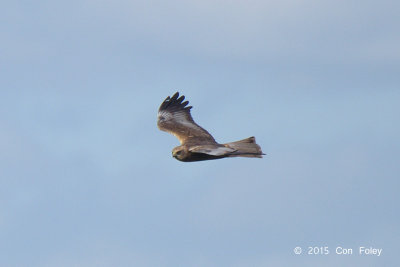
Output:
[[176, 150, 182, 155]]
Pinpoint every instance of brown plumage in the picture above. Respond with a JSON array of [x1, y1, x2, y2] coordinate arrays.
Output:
[[157, 92, 265, 162]]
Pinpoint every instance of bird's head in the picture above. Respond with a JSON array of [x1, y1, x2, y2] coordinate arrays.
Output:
[[172, 146, 189, 161]]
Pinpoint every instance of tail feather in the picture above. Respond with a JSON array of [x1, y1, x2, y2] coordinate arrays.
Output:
[[223, 136, 265, 158]]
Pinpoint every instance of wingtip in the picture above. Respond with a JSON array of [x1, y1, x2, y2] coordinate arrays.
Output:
[[171, 92, 179, 101], [159, 92, 191, 112]]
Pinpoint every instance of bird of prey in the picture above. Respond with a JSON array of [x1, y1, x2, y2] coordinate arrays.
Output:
[[157, 92, 264, 162]]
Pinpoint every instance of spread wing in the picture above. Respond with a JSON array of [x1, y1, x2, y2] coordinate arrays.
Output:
[[157, 92, 217, 145]]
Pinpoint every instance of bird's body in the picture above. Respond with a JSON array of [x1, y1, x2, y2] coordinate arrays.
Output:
[[157, 92, 264, 162]]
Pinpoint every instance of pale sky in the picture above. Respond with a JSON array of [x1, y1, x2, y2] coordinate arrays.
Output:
[[1, 1, 399, 266]]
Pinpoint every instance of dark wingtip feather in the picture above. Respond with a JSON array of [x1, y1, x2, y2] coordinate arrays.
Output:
[[159, 92, 192, 112], [170, 92, 180, 101], [177, 95, 185, 103]]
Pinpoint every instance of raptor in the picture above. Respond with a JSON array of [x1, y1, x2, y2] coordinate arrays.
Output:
[[157, 92, 264, 162]]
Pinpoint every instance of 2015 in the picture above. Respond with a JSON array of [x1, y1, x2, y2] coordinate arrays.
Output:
[[308, 246, 330, 255]]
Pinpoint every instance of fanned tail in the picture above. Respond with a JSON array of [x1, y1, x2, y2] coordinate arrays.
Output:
[[223, 136, 265, 158]]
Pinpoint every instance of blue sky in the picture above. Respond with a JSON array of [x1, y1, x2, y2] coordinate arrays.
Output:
[[1, 1, 399, 266]]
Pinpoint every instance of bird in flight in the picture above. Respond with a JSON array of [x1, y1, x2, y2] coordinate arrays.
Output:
[[157, 92, 264, 162]]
